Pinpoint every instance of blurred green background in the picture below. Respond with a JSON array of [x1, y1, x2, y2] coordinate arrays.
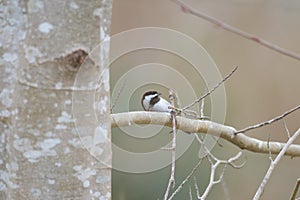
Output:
[[110, 0, 300, 199]]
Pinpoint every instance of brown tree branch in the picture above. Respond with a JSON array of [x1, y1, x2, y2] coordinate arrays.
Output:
[[111, 111, 300, 157], [171, 0, 300, 61]]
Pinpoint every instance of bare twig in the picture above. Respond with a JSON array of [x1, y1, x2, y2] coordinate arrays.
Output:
[[111, 111, 300, 157], [173, 106, 199, 119], [221, 178, 231, 200], [195, 135, 244, 199], [195, 135, 245, 169], [253, 128, 300, 200], [267, 133, 273, 162], [194, 177, 201, 199], [235, 105, 300, 135], [216, 164, 227, 185], [163, 89, 177, 200], [200, 93, 205, 119], [182, 66, 238, 111], [283, 119, 291, 138], [189, 186, 193, 200], [168, 158, 203, 200], [290, 178, 300, 200], [196, 92, 222, 148], [111, 79, 126, 112], [171, 0, 300, 61], [201, 152, 243, 199], [160, 147, 175, 151], [173, 89, 182, 109], [198, 91, 210, 120]]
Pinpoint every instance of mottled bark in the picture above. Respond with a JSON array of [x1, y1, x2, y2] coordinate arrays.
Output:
[[0, 0, 112, 199]]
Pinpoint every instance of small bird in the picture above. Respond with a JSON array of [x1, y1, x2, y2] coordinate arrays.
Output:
[[141, 91, 172, 112]]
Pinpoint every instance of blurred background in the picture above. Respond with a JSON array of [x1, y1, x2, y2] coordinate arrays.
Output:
[[110, 0, 300, 199]]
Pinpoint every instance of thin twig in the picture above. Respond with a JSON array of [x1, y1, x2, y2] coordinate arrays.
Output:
[[221, 177, 231, 200], [200, 93, 205, 119], [189, 186, 193, 200], [171, 0, 300, 61], [182, 66, 238, 111], [160, 147, 175, 151], [290, 178, 300, 200], [267, 133, 273, 162], [253, 128, 300, 200], [194, 177, 201, 199], [111, 79, 126, 112], [283, 119, 291, 138], [183, 109, 199, 119], [198, 90, 210, 120], [163, 89, 177, 200], [201, 152, 243, 199], [168, 158, 204, 200], [215, 164, 227, 185], [195, 134, 244, 199], [235, 105, 300, 135], [173, 89, 182, 109]]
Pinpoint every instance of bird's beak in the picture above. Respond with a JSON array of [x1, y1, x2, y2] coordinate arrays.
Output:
[[157, 92, 162, 96]]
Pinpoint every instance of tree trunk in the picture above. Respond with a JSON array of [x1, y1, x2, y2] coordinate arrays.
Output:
[[0, 0, 112, 199]]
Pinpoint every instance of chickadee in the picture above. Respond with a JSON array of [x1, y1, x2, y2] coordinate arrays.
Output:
[[141, 91, 172, 113], [142, 91, 191, 134]]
